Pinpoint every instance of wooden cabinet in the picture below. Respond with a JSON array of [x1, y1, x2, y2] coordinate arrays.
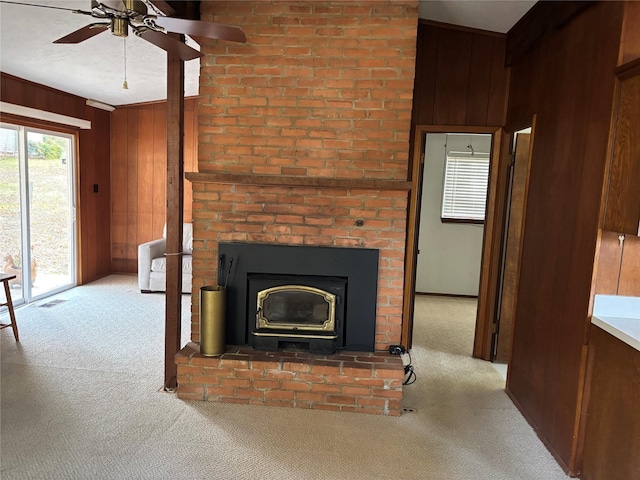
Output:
[[593, 231, 640, 296], [581, 325, 640, 480], [603, 60, 640, 235]]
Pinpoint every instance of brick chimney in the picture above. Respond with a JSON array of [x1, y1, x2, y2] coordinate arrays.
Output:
[[188, 1, 419, 351]]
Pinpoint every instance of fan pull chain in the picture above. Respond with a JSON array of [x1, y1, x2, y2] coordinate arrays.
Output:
[[122, 37, 128, 90]]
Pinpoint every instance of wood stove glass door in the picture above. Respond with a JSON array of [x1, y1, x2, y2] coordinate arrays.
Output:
[[257, 285, 336, 333]]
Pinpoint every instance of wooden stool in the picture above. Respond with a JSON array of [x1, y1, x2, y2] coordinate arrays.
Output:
[[0, 273, 19, 341]]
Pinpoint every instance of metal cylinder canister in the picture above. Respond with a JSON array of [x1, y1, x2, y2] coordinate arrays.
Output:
[[200, 285, 226, 357]]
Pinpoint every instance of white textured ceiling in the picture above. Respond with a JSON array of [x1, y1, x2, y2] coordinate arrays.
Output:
[[419, 0, 536, 33], [0, 0, 201, 106], [0, 1, 536, 108]]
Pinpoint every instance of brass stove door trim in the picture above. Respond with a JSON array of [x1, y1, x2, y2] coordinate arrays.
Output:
[[256, 285, 336, 332]]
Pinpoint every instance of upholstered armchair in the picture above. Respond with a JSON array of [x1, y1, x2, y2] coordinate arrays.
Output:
[[138, 223, 193, 294]]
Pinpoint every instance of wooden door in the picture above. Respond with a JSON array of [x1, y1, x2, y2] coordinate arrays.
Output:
[[495, 132, 532, 362]]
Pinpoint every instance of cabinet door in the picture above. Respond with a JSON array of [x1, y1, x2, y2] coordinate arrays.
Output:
[[581, 327, 640, 480], [604, 73, 640, 235]]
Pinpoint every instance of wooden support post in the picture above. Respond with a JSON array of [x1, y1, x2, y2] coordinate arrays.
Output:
[[164, 35, 185, 390]]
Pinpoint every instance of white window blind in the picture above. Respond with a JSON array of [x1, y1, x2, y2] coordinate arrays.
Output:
[[441, 151, 490, 222]]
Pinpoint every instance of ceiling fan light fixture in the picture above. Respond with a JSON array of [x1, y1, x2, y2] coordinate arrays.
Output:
[[112, 18, 128, 37]]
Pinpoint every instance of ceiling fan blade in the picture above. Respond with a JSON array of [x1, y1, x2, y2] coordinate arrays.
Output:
[[53, 23, 110, 44], [137, 29, 202, 61], [153, 16, 247, 43]]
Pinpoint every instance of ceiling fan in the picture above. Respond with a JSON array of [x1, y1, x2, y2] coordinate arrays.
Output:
[[1, 0, 247, 61]]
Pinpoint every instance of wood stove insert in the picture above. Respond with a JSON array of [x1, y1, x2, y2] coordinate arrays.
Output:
[[218, 242, 378, 352]]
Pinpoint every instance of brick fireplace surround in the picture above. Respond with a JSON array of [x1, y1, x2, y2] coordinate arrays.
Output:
[[176, 1, 418, 415]]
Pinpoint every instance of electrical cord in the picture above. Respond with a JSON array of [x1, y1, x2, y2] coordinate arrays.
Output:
[[402, 350, 417, 385], [338, 344, 416, 383]]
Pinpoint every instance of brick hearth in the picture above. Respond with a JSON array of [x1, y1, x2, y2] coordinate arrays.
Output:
[[176, 343, 405, 416]]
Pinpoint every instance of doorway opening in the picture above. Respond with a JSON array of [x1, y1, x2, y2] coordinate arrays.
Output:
[[412, 131, 494, 374], [0, 123, 77, 306], [403, 123, 535, 384], [404, 126, 501, 350]]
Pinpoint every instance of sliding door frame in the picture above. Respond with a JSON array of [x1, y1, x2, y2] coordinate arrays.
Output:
[[1, 118, 79, 304]]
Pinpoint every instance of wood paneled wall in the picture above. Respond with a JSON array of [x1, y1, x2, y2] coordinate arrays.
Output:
[[0, 73, 111, 284], [504, 3, 625, 474], [411, 21, 508, 129], [110, 98, 198, 274]]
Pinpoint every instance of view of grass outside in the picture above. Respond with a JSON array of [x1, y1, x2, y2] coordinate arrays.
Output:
[[0, 129, 73, 294]]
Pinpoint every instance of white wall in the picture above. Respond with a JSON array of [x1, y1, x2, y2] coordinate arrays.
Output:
[[415, 133, 491, 296]]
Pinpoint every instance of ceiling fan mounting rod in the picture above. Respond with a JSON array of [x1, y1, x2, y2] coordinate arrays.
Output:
[[125, 0, 146, 14]]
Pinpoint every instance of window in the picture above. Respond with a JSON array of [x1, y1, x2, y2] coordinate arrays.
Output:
[[441, 151, 490, 223]]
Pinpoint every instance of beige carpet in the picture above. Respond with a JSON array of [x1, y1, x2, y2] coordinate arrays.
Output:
[[1, 275, 569, 479]]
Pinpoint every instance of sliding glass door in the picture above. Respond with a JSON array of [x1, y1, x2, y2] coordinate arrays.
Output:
[[0, 123, 76, 305]]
